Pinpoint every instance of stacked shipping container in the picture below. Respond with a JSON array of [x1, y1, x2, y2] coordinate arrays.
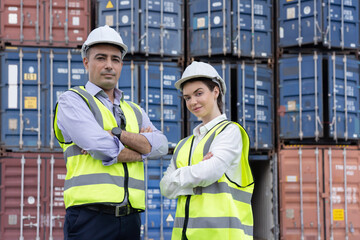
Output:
[[1, 0, 358, 239], [277, 0, 360, 239]]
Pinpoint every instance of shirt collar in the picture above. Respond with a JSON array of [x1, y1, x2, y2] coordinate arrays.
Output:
[[85, 81, 124, 105], [193, 114, 228, 136]]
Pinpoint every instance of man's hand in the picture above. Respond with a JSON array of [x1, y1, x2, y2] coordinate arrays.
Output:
[[202, 152, 213, 161]]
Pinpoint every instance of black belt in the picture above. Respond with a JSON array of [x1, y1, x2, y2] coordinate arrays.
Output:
[[83, 204, 138, 217]]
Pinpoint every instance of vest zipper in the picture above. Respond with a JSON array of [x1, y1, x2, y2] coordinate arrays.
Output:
[[123, 163, 129, 202]]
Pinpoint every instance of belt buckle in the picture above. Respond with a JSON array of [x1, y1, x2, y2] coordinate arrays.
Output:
[[115, 205, 129, 217]]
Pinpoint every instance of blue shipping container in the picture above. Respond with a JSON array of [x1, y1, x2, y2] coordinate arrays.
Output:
[[278, 0, 359, 49], [139, 61, 183, 148], [97, 0, 183, 56], [279, 52, 360, 141], [232, 0, 272, 58], [237, 61, 273, 150], [188, 0, 232, 56], [328, 53, 360, 140], [279, 53, 324, 140], [141, 155, 177, 240], [0, 47, 87, 151]]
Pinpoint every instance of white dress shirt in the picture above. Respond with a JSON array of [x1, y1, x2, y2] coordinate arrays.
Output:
[[160, 114, 243, 199]]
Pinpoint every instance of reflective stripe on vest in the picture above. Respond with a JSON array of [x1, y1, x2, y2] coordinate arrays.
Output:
[[172, 120, 254, 240], [54, 86, 145, 210]]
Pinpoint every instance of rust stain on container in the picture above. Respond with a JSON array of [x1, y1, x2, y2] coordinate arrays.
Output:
[[0, 152, 66, 240], [279, 146, 360, 240]]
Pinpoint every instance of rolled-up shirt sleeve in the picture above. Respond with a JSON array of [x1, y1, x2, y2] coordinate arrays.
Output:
[[138, 108, 169, 159], [56, 91, 124, 165]]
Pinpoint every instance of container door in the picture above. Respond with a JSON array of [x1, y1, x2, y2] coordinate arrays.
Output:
[[46, 0, 90, 47], [140, 0, 183, 56], [232, 0, 272, 58], [279, 52, 323, 140], [238, 61, 273, 150], [140, 61, 182, 148], [324, 148, 360, 240], [0, 153, 46, 239], [278, 0, 322, 47], [323, 0, 359, 49], [118, 60, 139, 103], [97, 0, 140, 54], [279, 147, 325, 240], [0, 0, 44, 45], [0, 47, 46, 151], [328, 53, 360, 141], [188, 0, 231, 56]]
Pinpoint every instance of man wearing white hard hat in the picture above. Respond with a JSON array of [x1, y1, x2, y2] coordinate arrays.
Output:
[[54, 25, 168, 240], [160, 61, 254, 240]]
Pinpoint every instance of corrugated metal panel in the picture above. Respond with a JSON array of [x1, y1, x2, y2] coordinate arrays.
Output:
[[141, 155, 176, 240], [279, 52, 360, 141], [0, 47, 87, 151], [237, 61, 273, 150], [96, 0, 140, 54], [0, 152, 66, 240], [328, 53, 360, 140], [231, 0, 272, 58], [118, 60, 140, 103], [188, 0, 231, 56], [0, 0, 90, 48], [278, 0, 359, 49], [279, 52, 323, 140], [140, 0, 183, 56], [279, 146, 360, 240], [139, 61, 182, 149], [96, 0, 183, 56]]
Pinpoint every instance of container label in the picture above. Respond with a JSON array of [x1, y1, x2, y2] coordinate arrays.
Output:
[[106, 1, 114, 8], [24, 97, 37, 109], [333, 209, 344, 221], [196, 17, 207, 29], [8, 65, 18, 108], [166, 214, 174, 222], [286, 7, 295, 19], [8, 13, 18, 24], [106, 15, 114, 26], [286, 175, 297, 182], [24, 73, 37, 81]]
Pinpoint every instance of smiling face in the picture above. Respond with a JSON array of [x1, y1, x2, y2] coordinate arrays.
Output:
[[182, 80, 221, 124], [83, 44, 123, 92]]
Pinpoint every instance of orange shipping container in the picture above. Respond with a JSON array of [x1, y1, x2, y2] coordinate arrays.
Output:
[[0, 0, 91, 48], [279, 146, 360, 240], [0, 152, 66, 240]]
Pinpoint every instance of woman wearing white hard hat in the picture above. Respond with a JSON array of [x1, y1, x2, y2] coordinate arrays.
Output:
[[160, 61, 254, 240]]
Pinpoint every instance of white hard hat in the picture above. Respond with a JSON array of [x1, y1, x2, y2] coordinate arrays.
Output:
[[81, 25, 128, 59], [175, 61, 226, 94]]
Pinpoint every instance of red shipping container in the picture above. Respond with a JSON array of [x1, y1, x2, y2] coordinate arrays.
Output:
[[0, 152, 66, 240], [279, 146, 360, 240], [0, 0, 90, 48]]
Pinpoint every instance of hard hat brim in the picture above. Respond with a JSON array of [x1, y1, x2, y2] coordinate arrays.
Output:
[[174, 75, 226, 94]]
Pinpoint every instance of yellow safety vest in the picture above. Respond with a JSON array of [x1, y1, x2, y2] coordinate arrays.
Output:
[[54, 86, 145, 210], [172, 120, 254, 240]]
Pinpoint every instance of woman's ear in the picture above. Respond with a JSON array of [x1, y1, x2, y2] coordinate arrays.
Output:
[[213, 86, 220, 99]]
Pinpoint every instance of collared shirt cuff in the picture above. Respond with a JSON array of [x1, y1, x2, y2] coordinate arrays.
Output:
[[102, 136, 124, 166]]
